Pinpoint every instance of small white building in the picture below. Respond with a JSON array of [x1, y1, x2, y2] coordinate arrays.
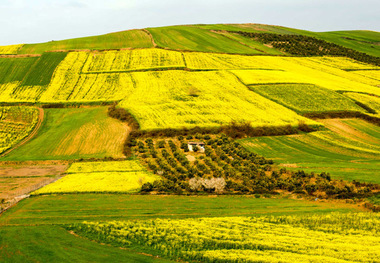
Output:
[[188, 142, 205, 152]]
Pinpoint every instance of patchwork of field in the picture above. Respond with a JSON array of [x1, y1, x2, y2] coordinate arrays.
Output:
[[120, 70, 313, 129], [0, 49, 379, 131], [240, 119, 380, 183], [71, 213, 380, 263], [33, 160, 159, 194], [1, 107, 129, 161]]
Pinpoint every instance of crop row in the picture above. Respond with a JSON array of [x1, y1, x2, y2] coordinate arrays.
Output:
[[69, 212, 380, 262]]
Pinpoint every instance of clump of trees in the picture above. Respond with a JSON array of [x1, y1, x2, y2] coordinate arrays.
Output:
[[137, 134, 379, 200], [232, 31, 380, 67]]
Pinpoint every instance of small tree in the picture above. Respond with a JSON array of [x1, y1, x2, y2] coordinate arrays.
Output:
[[192, 145, 199, 152]]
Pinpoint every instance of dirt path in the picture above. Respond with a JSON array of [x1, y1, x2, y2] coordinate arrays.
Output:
[[0, 108, 44, 158], [141, 29, 157, 47]]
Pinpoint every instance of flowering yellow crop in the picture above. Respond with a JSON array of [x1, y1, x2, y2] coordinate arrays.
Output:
[[231, 69, 306, 85], [82, 48, 185, 73], [40, 52, 135, 102], [119, 70, 315, 130], [345, 92, 380, 117], [33, 160, 160, 194], [0, 106, 38, 154], [72, 212, 380, 262], [0, 44, 24, 54]]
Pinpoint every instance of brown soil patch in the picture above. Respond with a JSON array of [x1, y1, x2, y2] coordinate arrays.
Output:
[[0, 164, 68, 201], [318, 118, 380, 144]]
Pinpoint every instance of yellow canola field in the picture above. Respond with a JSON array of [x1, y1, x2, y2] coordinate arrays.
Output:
[[307, 56, 380, 70], [82, 48, 185, 73], [345, 92, 380, 117], [33, 160, 159, 194], [75, 213, 380, 263], [0, 44, 24, 54], [120, 70, 314, 130], [232, 70, 306, 85], [40, 52, 135, 102]]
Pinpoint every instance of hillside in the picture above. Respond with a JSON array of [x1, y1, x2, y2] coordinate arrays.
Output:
[[0, 23, 380, 262]]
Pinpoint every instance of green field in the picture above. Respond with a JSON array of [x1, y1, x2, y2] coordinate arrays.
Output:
[[21, 52, 67, 86], [1, 107, 129, 161], [0, 225, 173, 263], [250, 84, 366, 113], [0, 194, 355, 226], [239, 119, 380, 183], [147, 26, 260, 54], [18, 29, 154, 54], [0, 194, 355, 262], [0, 57, 38, 84]]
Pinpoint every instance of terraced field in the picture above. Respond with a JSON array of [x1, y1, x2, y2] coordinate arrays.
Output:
[[1, 107, 129, 161], [240, 119, 380, 183]]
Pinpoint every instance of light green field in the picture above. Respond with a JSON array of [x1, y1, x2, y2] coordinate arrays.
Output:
[[18, 29, 154, 54], [33, 160, 159, 194], [0, 225, 173, 263], [0, 194, 355, 226], [1, 107, 129, 161], [250, 84, 366, 113], [0, 194, 355, 262], [147, 26, 259, 54], [240, 119, 380, 183], [0, 57, 39, 84]]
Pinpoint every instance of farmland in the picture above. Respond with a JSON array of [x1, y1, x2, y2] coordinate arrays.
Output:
[[1, 107, 129, 161], [18, 29, 154, 54], [239, 118, 380, 183], [33, 160, 159, 194], [70, 213, 380, 262], [250, 84, 365, 113], [0, 23, 379, 262], [120, 70, 313, 129]]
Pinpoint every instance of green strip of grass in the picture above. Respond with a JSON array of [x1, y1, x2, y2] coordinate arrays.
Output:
[[0, 194, 355, 226], [0, 225, 173, 263]]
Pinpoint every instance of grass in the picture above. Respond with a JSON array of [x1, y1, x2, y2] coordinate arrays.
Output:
[[0, 107, 129, 161], [18, 29, 154, 54], [239, 118, 380, 183], [0, 194, 356, 226], [21, 52, 67, 86], [0, 225, 173, 263], [33, 160, 160, 194], [0, 57, 38, 84], [147, 26, 259, 54], [249, 84, 365, 113]]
